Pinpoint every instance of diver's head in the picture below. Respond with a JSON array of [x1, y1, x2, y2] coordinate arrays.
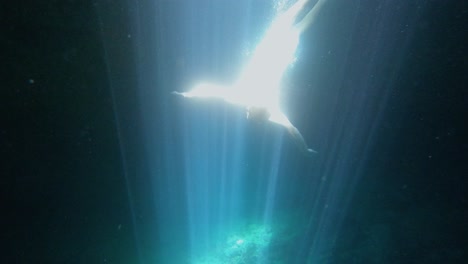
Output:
[[246, 106, 271, 122]]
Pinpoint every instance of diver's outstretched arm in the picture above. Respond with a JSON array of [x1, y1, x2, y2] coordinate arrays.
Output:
[[295, 0, 328, 35], [172, 83, 230, 101], [172, 91, 185, 96], [286, 124, 317, 156]]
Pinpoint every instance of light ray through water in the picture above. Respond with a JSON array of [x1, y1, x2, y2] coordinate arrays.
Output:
[[96, 0, 418, 261], [172, 1, 330, 263]]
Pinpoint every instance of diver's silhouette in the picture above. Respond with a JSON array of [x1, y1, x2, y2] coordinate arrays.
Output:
[[173, 0, 328, 156]]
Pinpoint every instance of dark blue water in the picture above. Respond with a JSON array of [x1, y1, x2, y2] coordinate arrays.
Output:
[[3, 0, 465, 263]]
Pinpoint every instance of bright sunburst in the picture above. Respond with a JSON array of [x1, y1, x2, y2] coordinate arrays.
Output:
[[174, 0, 328, 155]]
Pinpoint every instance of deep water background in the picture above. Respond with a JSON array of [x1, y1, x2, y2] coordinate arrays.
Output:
[[1, 0, 466, 263]]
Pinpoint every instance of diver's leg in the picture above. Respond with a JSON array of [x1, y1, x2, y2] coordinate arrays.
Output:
[[286, 125, 317, 156], [295, 0, 328, 34]]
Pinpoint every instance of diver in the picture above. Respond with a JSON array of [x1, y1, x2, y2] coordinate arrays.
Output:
[[172, 0, 327, 156]]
